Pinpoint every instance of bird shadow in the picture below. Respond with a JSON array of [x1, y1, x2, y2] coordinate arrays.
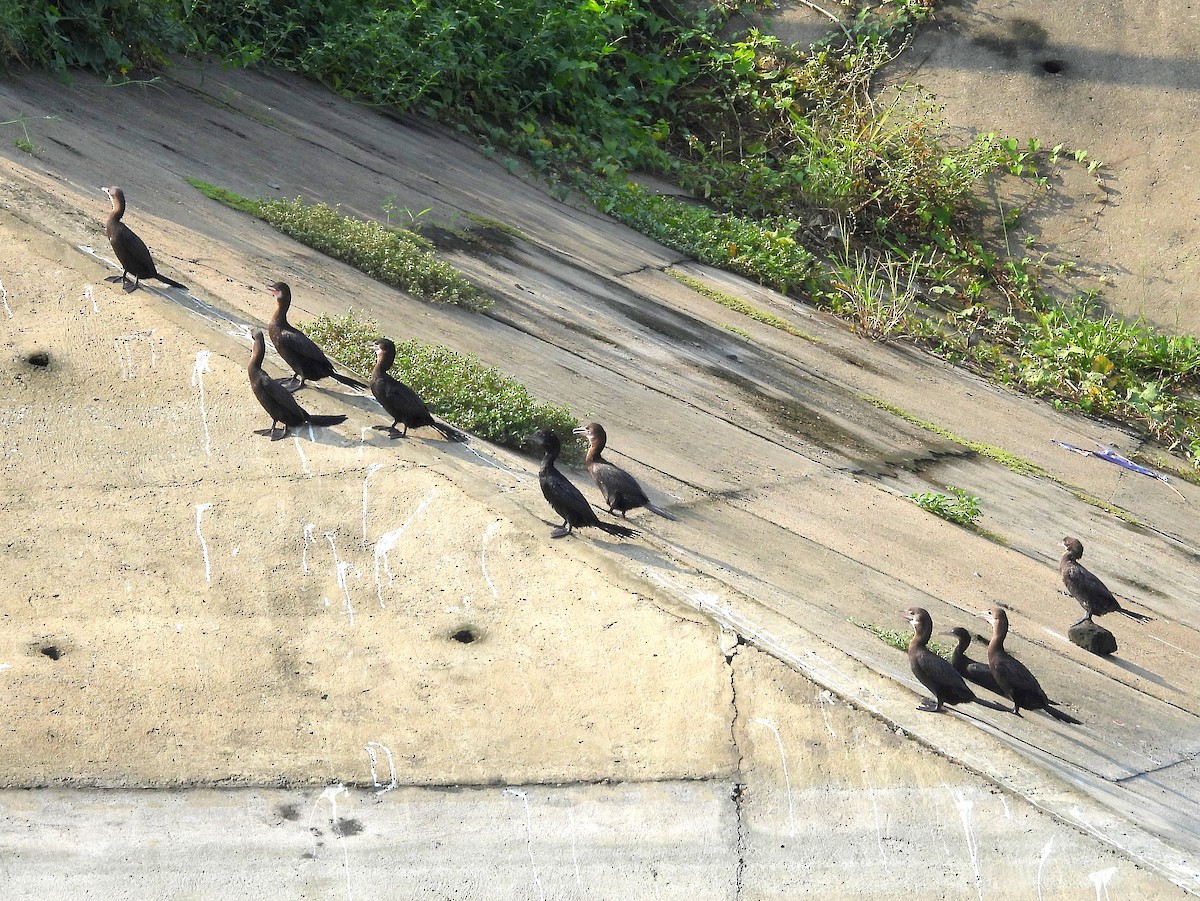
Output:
[[1101, 655, 1181, 692]]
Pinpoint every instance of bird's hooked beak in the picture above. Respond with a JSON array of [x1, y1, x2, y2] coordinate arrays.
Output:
[[976, 610, 996, 625], [571, 426, 588, 436]]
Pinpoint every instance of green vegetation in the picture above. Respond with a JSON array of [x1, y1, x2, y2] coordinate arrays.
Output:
[[301, 310, 579, 457], [668, 270, 818, 342], [852, 618, 950, 659], [907, 487, 981, 527], [186, 179, 488, 311], [862, 397, 1044, 476], [10, 0, 1200, 466]]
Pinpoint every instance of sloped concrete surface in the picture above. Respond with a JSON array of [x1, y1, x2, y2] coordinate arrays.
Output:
[[0, 56, 1198, 896]]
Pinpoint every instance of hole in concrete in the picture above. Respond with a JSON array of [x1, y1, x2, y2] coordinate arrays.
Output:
[[1041, 59, 1066, 74], [40, 645, 61, 660], [451, 628, 479, 644], [27, 351, 50, 368]]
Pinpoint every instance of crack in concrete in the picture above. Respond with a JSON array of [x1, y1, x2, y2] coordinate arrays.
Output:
[[728, 640, 748, 899]]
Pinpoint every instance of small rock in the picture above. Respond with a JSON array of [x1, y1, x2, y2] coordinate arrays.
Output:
[[1069, 620, 1118, 656]]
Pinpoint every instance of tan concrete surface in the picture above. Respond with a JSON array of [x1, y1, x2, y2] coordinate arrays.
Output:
[[0, 54, 1198, 896]]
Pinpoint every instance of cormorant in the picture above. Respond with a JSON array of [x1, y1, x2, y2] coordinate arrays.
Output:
[[101, 186, 188, 292], [942, 626, 1005, 697], [571, 422, 676, 520], [526, 429, 637, 539], [979, 606, 1081, 723], [902, 607, 999, 712], [369, 338, 464, 441], [1060, 537, 1152, 627], [247, 330, 347, 439], [267, 282, 367, 391]]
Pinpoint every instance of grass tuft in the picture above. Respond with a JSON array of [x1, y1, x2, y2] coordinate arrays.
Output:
[[669, 269, 819, 342], [186, 178, 489, 310], [301, 310, 579, 458]]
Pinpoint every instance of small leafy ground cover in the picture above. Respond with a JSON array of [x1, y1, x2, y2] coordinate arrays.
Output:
[[302, 310, 579, 458], [186, 178, 488, 311]]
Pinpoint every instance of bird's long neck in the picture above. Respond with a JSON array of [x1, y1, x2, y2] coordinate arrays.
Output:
[[540, 449, 559, 473], [909, 617, 930, 651], [949, 632, 968, 664], [108, 191, 125, 222], [373, 346, 396, 378], [249, 336, 265, 374], [988, 614, 1008, 652], [272, 296, 290, 326]]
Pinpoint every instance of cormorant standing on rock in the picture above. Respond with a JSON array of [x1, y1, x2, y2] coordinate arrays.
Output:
[[1060, 537, 1152, 627], [571, 422, 676, 520], [979, 606, 1081, 723], [101, 186, 188, 292], [903, 608, 1003, 713], [526, 429, 637, 540], [247, 330, 347, 440], [267, 282, 367, 391], [369, 338, 464, 441], [942, 626, 1005, 697]]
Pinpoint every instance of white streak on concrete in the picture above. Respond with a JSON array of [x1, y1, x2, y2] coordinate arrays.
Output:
[[84, 284, 98, 313], [0, 664, 12, 672], [503, 789, 546, 901], [325, 532, 358, 625], [114, 329, 156, 380], [568, 806, 582, 891], [293, 437, 311, 476], [194, 502, 213, 583], [481, 520, 501, 599], [953, 790, 983, 901], [0, 279, 10, 319], [309, 785, 354, 901], [361, 463, 385, 544], [1089, 866, 1118, 901], [999, 795, 1011, 820], [190, 350, 213, 456], [365, 742, 397, 795], [373, 489, 436, 608], [752, 717, 796, 838], [302, 523, 316, 575], [306, 422, 314, 442], [1148, 634, 1200, 661], [1036, 834, 1056, 901]]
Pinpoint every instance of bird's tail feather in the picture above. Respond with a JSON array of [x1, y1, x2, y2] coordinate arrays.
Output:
[[1044, 704, 1082, 725], [598, 521, 638, 539], [332, 371, 369, 390], [646, 502, 677, 521], [308, 414, 348, 427], [1118, 608, 1154, 623], [435, 421, 468, 442], [157, 275, 188, 291]]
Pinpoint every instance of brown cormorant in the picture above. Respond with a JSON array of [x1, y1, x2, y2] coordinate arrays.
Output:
[[1060, 537, 1152, 627], [248, 330, 347, 440], [101, 186, 188, 292], [571, 422, 676, 520], [979, 606, 1081, 723], [942, 626, 1005, 697], [526, 429, 637, 540], [369, 338, 464, 441], [902, 608, 1001, 712], [267, 282, 367, 391]]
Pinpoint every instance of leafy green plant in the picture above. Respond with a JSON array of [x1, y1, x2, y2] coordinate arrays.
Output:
[[301, 310, 579, 457], [187, 178, 488, 310], [851, 618, 951, 658], [907, 486, 981, 526], [823, 242, 926, 340]]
